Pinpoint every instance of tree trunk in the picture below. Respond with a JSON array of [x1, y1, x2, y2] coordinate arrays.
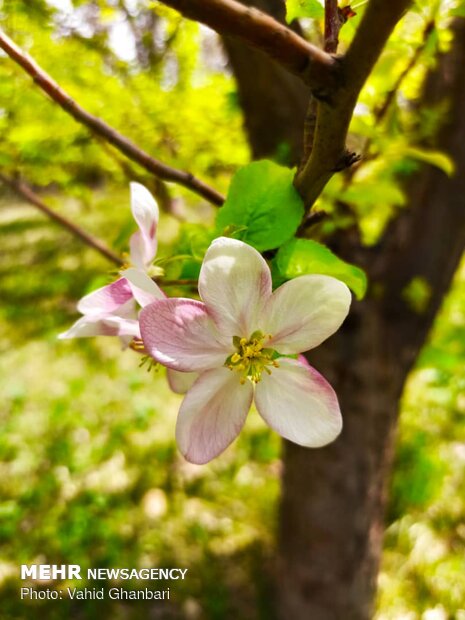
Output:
[[277, 304, 404, 619], [224, 2, 465, 615], [277, 17, 465, 620], [221, 0, 309, 165]]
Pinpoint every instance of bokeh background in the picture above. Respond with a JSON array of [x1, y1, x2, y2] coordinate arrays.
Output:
[[1, 1, 465, 619]]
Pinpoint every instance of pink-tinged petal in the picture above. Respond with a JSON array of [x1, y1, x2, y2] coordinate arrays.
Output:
[[58, 314, 140, 339], [198, 237, 272, 337], [167, 369, 199, 395], [113, 297, 138, 320], [140, 298, 230, 372], [263, 275, 351, 354], [77, 278, 133, 315], [176, 367, 253, 464], [255, 357, 342, 447], [121, 267, 164, 307], [129, 182, 159, 268]]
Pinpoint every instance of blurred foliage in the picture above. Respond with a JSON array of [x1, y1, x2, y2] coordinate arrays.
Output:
[[0, 0, 465, 619], [0, 0, 249, 202], [0, 190, 281, 620], [316, 0, 463, 244], [1, 189, 464, 619], [378, 260, 465, 620]]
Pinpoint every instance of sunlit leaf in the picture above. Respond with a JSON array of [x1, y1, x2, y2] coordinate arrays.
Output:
[[404, 146, 455, 176], [286, 0, 324, 23], [276, 238, 368, 299], [216, 160, 304, 251]]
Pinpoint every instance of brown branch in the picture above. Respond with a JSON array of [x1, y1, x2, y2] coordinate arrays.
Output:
[[156, 0, 340, 99], [296, 209, 329, 236], [324, 0, 341, 54], [300, 1, 342, 176], [0, 172, 124, 266], [295, 0, 412, 210], [94, 136, 179, 217], [0, 29, 225, 207]]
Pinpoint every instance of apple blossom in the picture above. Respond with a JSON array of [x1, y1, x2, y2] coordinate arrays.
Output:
[[59, 182, 195, 393], [139, 237, 352, 464], [59, 182, 163, 342]]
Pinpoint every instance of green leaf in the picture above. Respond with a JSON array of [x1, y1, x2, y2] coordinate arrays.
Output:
[[404, 146, 455, 177], [216, 160, 304, 252], [276, 238, 368, 300], [286, 0, 324, 22]]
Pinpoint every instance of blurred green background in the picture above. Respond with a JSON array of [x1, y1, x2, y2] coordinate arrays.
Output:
[[1, 1, 465, 619]]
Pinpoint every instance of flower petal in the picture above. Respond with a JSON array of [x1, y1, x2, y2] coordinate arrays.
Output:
[[198, 237, 272, 337], [58, 313, 140, 339], [140, 298, 230, 372], [77, 278, 133, 315], [129, 182, 159, 268], [254, 357, 342, 447], [263, 275, 351, 354], [167, 369, 199, 395], [121, 267, 164, 307], [176, 367, 253, 464]]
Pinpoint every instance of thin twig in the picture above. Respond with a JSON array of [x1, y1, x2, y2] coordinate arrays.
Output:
[[0, 172, 124, 266], [95, 136, 178, 216], [366, 18, 435, 157], [296, 210, 329, 236], [343, 18, 434, 184], [157, 0, 340, 100], [375, 20, 435, 124], [324, 0, 341, 54], [0, 29, 225, 207]]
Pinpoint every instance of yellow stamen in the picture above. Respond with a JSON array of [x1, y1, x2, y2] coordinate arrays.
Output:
[[225, 331, 281, 384], [130, 338, 146, 353]]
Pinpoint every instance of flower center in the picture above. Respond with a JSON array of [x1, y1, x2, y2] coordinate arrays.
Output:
[[225, 330, 279, 384]]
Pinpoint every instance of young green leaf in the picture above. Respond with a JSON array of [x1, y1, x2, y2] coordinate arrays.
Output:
[[404, 146, 455, 177], [276, 238, 368, 300], [286, 0, 324, 23], [216, 160, 304, 252]]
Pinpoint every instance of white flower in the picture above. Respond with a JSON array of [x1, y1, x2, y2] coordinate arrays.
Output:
[[59, 183, 163, 343], [140, 237, 351, 464]]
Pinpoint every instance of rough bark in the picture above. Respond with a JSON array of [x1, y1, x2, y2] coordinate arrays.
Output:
[[277, 17, 465, 620], [278, 304, 403, 619]]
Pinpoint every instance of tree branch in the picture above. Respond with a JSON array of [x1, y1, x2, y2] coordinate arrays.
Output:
[[156, 0, 340, 99], [295, 0, 412, 210], [300, 0, 343, 177], [0, 29, 225, 207], [324, 0, 341, 54], [94, 136, 179, 217], [0, 172, 124, 266]]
